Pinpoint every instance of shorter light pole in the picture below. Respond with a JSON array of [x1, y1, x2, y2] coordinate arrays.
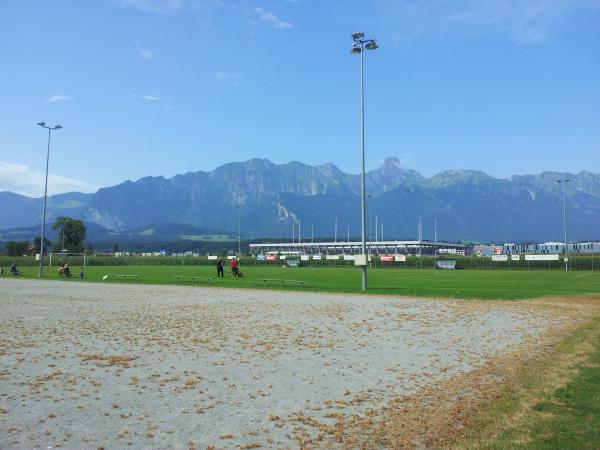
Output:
[[557, 178, 570, 271], [235, 204, 242, 256], [368, 194, 372, 267], [61, 219, 69, 264], [37, 122, 62, 277], [334, 217, 338, 242]]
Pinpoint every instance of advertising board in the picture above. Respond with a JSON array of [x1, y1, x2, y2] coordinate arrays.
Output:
[[525, 254, 559, 261], [354, 254, 367, 265]]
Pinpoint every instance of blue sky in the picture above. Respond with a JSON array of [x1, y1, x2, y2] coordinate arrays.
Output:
[[0, 0, 599, 196]]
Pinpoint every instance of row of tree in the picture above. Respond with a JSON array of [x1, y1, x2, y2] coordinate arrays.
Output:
[[3, 216, 87, 256]]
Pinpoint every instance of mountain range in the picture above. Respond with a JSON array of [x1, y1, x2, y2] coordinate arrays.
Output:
[[1, 157, 599, 244]]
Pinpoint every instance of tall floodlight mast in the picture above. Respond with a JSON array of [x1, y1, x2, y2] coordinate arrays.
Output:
[[350, 32, 378, 291], [557, 178, 570, 271], [36, 122, 63, 277]]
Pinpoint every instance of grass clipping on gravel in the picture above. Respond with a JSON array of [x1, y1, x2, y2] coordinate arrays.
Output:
[[453, 315, 600, 450]]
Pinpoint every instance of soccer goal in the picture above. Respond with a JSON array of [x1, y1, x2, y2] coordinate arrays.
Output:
[[48, 252, 88, 267]]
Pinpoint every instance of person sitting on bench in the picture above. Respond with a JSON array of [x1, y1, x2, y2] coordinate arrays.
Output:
[[10, 262, 19, 276]]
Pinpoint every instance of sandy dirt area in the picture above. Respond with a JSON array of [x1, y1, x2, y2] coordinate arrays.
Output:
[[0, 279, 590, 449]]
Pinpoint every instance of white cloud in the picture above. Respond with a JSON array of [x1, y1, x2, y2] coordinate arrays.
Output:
[[254, 7, 293, 29], [0, 162, 98, 197], [214, 71, 244, 86], [45, 95, 70, 103], [132, 93, 173, 111], [139, 48, 153, 59], [117, 0, 185, 14], [136, 93, 161, 101], [117, 0, 225, 14], [379, 0, 599, 45]]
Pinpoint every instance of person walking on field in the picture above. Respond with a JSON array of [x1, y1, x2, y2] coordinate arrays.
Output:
[[216, 257, 224, 277], [229, 257, 239, 277]]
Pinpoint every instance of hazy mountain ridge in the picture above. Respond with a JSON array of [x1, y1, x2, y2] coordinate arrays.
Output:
[[0, 222, 236, 246], [1, 157, 599, 242]]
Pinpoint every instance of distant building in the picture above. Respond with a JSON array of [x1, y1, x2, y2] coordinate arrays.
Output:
[[249, 240, 467, 256], [503, 242, 600, 255]]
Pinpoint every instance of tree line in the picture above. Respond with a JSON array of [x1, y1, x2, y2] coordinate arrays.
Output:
[[2, 216, 86, 256]]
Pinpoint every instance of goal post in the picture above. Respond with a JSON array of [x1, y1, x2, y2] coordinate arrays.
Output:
[[48, 252, 87, 267]]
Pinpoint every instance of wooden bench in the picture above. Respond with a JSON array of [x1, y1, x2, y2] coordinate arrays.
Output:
[[261, 279, 310, 289], [171, 276, 213, 284], [108, 274, 141, 280]]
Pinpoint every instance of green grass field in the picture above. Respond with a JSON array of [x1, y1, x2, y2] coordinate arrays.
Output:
[[15, 265, 600, 300]]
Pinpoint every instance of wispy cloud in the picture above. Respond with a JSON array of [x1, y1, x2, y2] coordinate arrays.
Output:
[[139, 48, 153, 59], [378, 0, 599, 45], [45, 94, 70, 103], [254, 7, 293, 29], [214, 71, 244, 86], [137, 93, 161, 101], [117, 0, 186, 14], [117, 0, 224, 14], [132, 93, 173, 111], [0, 162, 98, 197]]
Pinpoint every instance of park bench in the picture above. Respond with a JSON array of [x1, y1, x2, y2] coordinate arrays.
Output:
[[171, 276, 213, 285], [261, 279, 310, 289], [2, 269, 22, 276], [108, 274, 141, 280]]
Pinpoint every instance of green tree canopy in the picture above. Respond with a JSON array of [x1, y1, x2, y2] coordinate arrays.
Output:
[[33, 236, 52, 254], [51, 217, 86, 253], [6, 240, 30, 256]]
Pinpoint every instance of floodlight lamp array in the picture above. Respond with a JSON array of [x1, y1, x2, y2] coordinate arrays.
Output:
[[37, 122, 63, 130], [350, 32, 379, 54]]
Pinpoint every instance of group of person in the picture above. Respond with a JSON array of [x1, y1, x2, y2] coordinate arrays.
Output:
[[58, 264, 84, 278], [216, 257, 239, 277], [1, 262, 84, 278], [58, 263, 72, 277]]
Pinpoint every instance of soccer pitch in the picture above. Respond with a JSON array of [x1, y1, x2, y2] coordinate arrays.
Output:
[[29, 265, 600, 300]]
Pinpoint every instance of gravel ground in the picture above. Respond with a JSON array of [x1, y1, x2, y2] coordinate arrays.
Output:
[[0, 279, 578, 449]]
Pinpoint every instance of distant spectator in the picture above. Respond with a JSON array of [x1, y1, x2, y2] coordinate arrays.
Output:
[[216, 258, 224, 277], [79, 267, 84, 279], [229, 257, 239, 276], [10, 262, 19, 276]]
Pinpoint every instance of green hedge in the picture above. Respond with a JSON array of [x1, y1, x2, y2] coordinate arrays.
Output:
[[2, 254, 599, 271]]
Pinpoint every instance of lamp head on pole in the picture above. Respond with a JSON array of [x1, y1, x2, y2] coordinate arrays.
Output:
[[350, 33, 378, 54], [365, 40, 378, 50], [54, 125, 63, 130], [37, 122, 46, 127]]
